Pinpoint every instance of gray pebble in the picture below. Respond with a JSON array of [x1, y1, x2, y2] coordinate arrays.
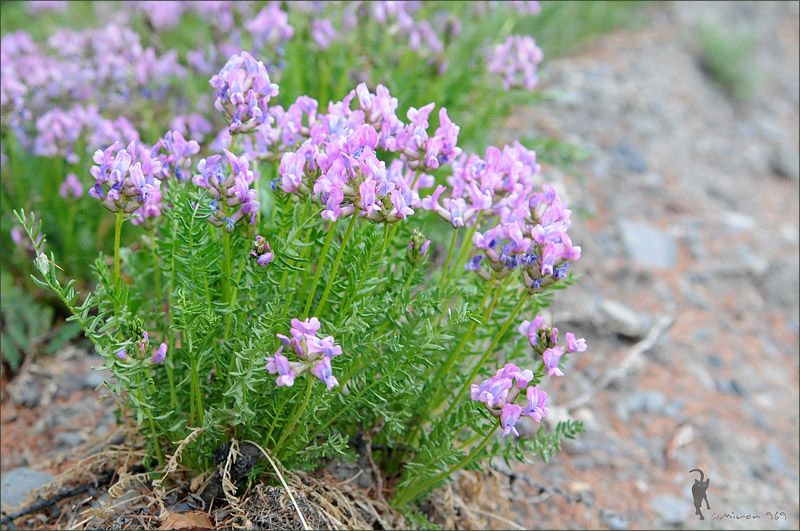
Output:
[[0, 467, 55, 509], [612, 139, 647, 173], [54, 431, 84, 448], [618, 219, 678, 270], [82, 371, 106, 390], [764, 444, 785, 473], [600, 509, 629, 530], [644, 391, 666, 414], [651, 495, 689, 525]]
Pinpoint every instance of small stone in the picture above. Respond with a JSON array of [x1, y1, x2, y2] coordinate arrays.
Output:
[[764, 444, 785, 473], [612, 139, 647, 173], [664, 399, 685, 419], [706, 354, 723, 368], [771, 147, 800, 181], [600, 300, 646, 339], [568, 481, 593, 494], [82, 371, 106, 390], [1, 468, 55, 510], [626, 392, 647, 413], [721, 211, 756, 232], [618, 219, 677, 270], [716, 379, 746, 396], [644, 391, 666, 414], [54, 431, 84, 448], [651, 495, 688, 525], [600, 509, 629, 530]]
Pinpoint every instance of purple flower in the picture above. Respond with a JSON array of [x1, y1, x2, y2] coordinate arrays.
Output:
[[59, 173, 83, 199], [501, 403, 522, 438], [310, 356, 339, 390], [311, 18, 337, 49], [521, 385, 549, 422], [519, 316, 546, 346], [116, 348, 128, 360], [266, 348, 297, 387], [152, 342, 167, 364], [543, 346, 564, 378], [307, 335, 343, 359], [470, 375, 513, 408], [565, 332, 586, 353], [495, 363, 534, 389]]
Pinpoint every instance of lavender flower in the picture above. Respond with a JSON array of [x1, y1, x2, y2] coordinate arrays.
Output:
[[267, 348, 298, 387], [152, 342, 167, 364], [251, 235, 274, 267], [193, 149, 260, 230], [487, 34, 543, 91], [268, 317, 344, 390], [521, 385, 549, 422], [88, 140, 162, 214], [59, 173, 84, 199], [542, 346, 564, 378], [210, 51, 279, 133], [501, 403, 522, 438]]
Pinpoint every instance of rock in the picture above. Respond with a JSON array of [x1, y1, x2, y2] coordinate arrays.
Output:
[[612, 139, 647, 173], [82, 370, 106, 390], [600, 509, 629, 530], [651, 495, 688, 525], [600, 300, 646, 338], [618, 219, 677, 270], [644, 391, 666, 414], [54, 431, 84, 448], [626, 392, 647, 413], [721, 211, 756, 232], [716, 379, 746, 396], [1, 468, 55, 510], [764, 444, 785, 473], [771, 147, 800, 181], [664, 399, 685, 419]]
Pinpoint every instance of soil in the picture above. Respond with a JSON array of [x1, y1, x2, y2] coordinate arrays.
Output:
[[2, 1, 798, 529]]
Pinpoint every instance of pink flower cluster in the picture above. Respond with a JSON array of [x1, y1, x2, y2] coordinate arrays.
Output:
[[519, 316, 587, 378], [89, 140, 163, 215], [471, 362, 549, 438], [444, 143, 581, 290], [267, 317, 344, 391], [33, 105, 139, 165], [192, 149, 260, 231], [487, 34, 543, 91], [115, 331, 168, 365], [210, 51, 280, 134], [275, 82, 460, 223], [251, 235, 274, 267]]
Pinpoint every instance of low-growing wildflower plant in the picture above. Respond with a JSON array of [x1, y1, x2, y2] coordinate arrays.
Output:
[[14, 45, 586, 513]]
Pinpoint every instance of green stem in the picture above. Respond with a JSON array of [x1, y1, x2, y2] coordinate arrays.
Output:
[[438, 229, 458, 289], [381, 223, 401, 253], [113, 210, 124, 290], [402, 266, 417, 295], [446, 295, 528, 418], [394, 423, 499, 506], [137, 377, 164, 468], [399, 282, 497, 459], [64, 202, 77, 268], [265, 391, 290, 447], [222, 229, 233, 303], [149, 227, 163, 305], [447, 212, 483, 289], [314, 212, 357, 317], [302, 220, 337, 319], [275, 375, 314, 458]]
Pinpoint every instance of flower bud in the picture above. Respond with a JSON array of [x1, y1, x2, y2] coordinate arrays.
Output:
[[34, 253, 50, 277], [406, 229, 430, 267]]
